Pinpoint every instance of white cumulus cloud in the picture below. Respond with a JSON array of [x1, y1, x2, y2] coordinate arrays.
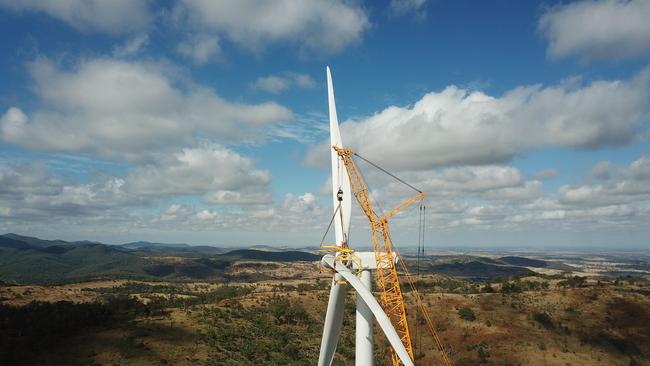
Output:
[[0, 0, 152, 35], [124, 145, 272, 205], [175, 0, 369, 55], [0, 161, 135, 220], [559, 156, 650, 207], [306, 67, 650, 170], [177, 33, 221, 64], [539, 0, 650, 61], [390, 0, 428, 18], [0, 58, 293, 160], [251, 72, 315, 94], [113, 34, 150, 57]]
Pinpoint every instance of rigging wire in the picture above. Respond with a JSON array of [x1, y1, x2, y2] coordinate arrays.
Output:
[[319, 202, 341, 248], [422, 204, 426, 261], [415, 203, 423, 356], [338, 149, 452, 364], [386, 226, 451, 365], [418, 203, 427, 356], [397, 251, 453, 366], [353, 152, 422, 193]]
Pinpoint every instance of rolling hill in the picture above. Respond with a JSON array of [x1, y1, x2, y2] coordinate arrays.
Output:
[[2, 233, 98, 248], [412, 255, 538, 280], [424, 260, 535, 280], [498, 256, 548, 268], [222, 249, 320, 262], [0, 243, 148, 284], [1, 233, 564, 284], [0, 234, 321, 284]]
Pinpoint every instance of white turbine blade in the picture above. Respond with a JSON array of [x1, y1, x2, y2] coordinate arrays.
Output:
[[327, 66, 352, 247], [323, 256, 415, 366], [318, 273, 346, 366]]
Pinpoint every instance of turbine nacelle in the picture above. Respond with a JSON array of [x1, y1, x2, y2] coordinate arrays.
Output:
[[321, 252, 397, 271]]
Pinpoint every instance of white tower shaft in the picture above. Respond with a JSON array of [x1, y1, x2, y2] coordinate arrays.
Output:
[[356, 269, 374, 366]]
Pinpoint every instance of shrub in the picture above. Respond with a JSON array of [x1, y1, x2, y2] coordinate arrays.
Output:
[[533, 311, 554, 329], [557, 276, 586, 288], [482, 283, 495, 293], [458, 306, 476, 321], [501, 282, 523, 294]]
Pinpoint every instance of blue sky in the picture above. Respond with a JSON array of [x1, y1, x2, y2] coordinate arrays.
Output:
[[0, 0, 649, 249]]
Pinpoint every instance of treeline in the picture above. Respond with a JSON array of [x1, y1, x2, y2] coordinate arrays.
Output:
[[412, 277, 551, 294], [271, 281, 328, 293], [95, 282, 254, 309], [201, 296, 338, 365], [0, 295, 148, 364]]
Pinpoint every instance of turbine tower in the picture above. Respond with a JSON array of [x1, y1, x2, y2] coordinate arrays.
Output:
[[317, 67, 418, 366]]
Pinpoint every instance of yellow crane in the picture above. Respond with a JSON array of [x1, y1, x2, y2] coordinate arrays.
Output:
[[333, 146, 452, 366], [318, 66, 451, 366]]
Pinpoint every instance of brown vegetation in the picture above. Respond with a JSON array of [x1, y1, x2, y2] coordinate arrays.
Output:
[[1, 270, 649, 365]]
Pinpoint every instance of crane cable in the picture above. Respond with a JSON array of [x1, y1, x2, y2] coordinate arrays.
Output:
[[354, 152, 451, 365], [419, 204, 426, 357], [386, 226, 452, 366], [415, 203, 422, 356], [319, 202, 341, 248], [415, 202, 425, 358], [353, 152, 422, 193], [398, 252, 452, 366], [352, 152, 421, 220]]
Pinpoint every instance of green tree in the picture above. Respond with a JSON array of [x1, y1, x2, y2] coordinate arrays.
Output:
[[458, 306, 476, 321]]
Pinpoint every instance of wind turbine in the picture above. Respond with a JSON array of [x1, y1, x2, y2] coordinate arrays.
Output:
[[318, 66, 416, 366]]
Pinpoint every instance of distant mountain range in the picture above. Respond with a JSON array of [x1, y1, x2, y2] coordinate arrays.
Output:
[[224, 249, 320, 262], [424, 260, 535, 280], [0, 233, 573, 285], [405, 254, 562, 280], [1, 233, 101, 248], [498, 256, 547, 268], [120, 241, 193, 249], [0, 233, 320, 284]]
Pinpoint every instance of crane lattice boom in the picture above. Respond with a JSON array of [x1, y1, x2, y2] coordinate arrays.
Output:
[[334, 146, 424, 366]]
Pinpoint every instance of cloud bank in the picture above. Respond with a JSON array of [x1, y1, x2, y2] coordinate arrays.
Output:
[[251, 72, 315, 94], [175, 0, 369, 57], [0, 0, 152, 35], [306, 68, 650, 170], [0, 58, 293, 160], [539, 0, 650, 61]]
